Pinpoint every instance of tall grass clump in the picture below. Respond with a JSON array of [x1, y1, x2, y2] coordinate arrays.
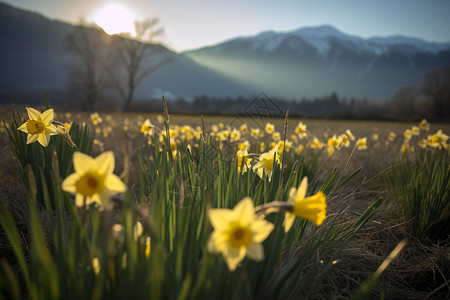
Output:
[[0, 101, 388, 299], [385, 149, 450, 240]]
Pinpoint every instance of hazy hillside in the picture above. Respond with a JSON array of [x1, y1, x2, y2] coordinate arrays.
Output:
[[0, 3, 254, 106], [185, 25, 450, 101]]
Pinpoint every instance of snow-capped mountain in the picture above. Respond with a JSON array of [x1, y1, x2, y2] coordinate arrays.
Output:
[[185, 25, 450, 101], [245, 25, 450, 57]]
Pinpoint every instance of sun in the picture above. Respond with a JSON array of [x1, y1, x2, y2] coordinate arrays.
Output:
[[93, 3, 136, 36]]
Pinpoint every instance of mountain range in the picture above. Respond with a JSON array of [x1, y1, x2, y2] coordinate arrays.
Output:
[[1, 2, 450, 106], [185, 26, 450, 101]]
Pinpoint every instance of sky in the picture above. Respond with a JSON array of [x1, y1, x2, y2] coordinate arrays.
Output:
[[2, 0, 450, 52]]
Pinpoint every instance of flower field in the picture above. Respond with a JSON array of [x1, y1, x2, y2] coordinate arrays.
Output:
[[0, 101, 449, 299]]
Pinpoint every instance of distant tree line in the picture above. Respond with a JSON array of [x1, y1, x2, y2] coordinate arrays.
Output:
[[130, 93, 390, 120], [390, 66, 450, 120], [129, 67, 450, 121]]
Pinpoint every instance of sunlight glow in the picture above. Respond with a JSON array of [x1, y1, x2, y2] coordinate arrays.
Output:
[[93, 3, 136, 36]]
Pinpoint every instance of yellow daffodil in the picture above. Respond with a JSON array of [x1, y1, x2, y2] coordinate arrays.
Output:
[[356, 137, 368, 150], [296, 144, 304, 154], [17, 107, 59, 147], [250, 128, 260, 138], [339, 133, 350, 147], [411, 126, 420, 136], [265, 122, 275, 134], [277, 140, 292, 153], [207, 197, 274, 271], [90, 112, 102, 125], [272, 131, 281, 141], [427, 130, 449, 148], [418, 139, 427, 149], [387, 132, 396, 142], [403, 129, 412, 140], [419, 118, 430, 131], [327, 135, 341, 149], [219, 130, 230, 141], [345, 129, 355, 141], [372, 133, 379, 141], [240, 124, 248, 132], [140, 119, 154, 135], [295, 122, 308, 139], [237, 147, 252, 172], [62, 151, 127, 209], [238, 140, 250, 151], [283, 177, 326, 232], [230, 129, 241, 142], [253, 146, 281, 180], [401, 142, 410, 154], [283, 177, 327, 232], [310, 137, 323, 149]]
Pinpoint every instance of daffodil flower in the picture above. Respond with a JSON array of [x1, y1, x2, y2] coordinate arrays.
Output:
[[17, 107, 59, 147], [236, 147, 251, 172], [62, 151, 127, 209], [253, 146, 281, 181], [207, 197, 274, 271], [283, 177, 326, 232], [356, 137, 368, 150]]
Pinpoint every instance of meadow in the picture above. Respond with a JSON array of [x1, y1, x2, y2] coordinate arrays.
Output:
[[0, 101, 449, 299]]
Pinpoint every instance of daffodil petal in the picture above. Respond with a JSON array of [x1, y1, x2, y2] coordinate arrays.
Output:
[[296, 177, 308, 200], [73, 151, 95, 175], [40, 108, 54, 125], [95, 151, 114, 175], [26, 134, 39, 144], [18, 122, 28, 133], [207, 232, 228, 253], [234, 197, 254, 225], [97, 189, 114, 209], [26, 107, 41, 120], [61, 173, 80, 193], [38, 132, 50, 147], [75, 194, 86, 207], [246, 242, 264, 261], [208, 209, 233, 230], [104, 174, 127, 193], [223, 245, 246, 271], [251, 219, 274, 242], [288, 187, 296, 204], [283, 212, 296, 233], [46, 124, 60, 136]]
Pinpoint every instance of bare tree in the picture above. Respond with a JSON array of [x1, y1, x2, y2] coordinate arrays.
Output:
[[422, 67, 450, 119], [107, 18, 173, 111], [65, 20, 111, 111]]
